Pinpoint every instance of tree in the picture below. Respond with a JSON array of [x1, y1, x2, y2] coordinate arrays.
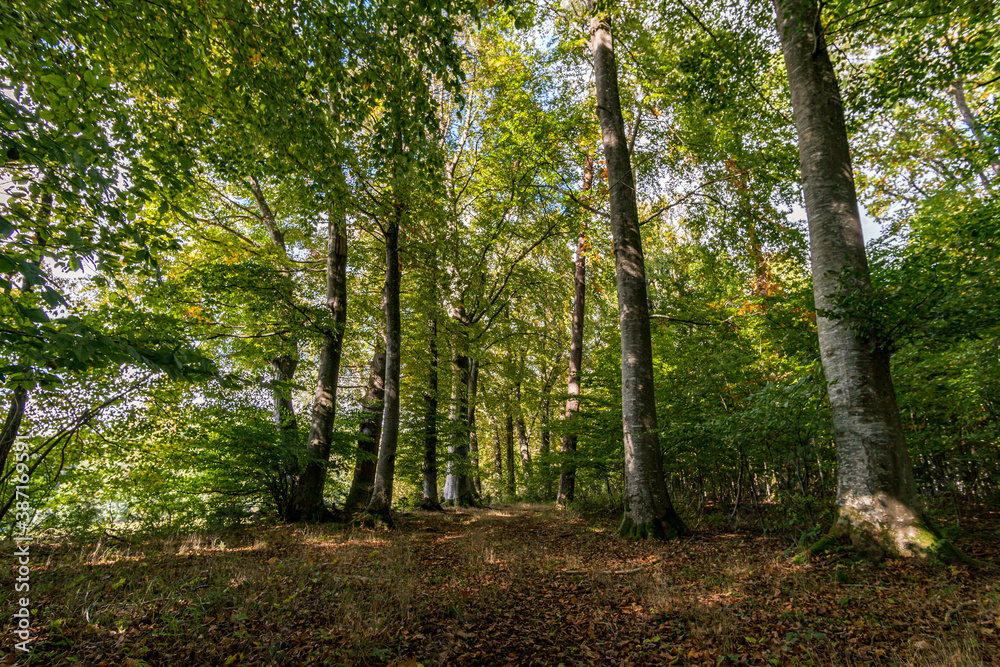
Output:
[[344, 346, 386, 514], [773, 0, 949, 558], [590, 9, 687, 539], [558, 155, 594, 506]]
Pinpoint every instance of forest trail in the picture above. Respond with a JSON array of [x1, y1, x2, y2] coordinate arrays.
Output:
[[5, 504, 1000, 666]]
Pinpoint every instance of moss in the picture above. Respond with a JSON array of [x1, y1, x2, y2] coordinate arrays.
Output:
[[927, 539, 982, 567], [805, 509, 980, 566], [616, 514, 680, 540], [807, 533, 842, 556]]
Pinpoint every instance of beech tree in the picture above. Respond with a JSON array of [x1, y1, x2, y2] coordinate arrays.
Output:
[[590, 9, 686, 539], [773, 0, 950, 558]]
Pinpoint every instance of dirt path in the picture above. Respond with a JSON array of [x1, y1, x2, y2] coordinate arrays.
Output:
[[3, 504, 999, 666]]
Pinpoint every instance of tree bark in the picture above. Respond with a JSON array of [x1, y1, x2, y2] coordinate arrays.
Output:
[[774, 0, 935, 558], [558, 155, 594, 507], [367, 214, 402, 525], [285, 207, 347, 523], [591, 13, 686, 539], [344, 346, 386, 515], [0, 385, 28, 474], [443, 355, 480, 506], [443, 353, 467, 502], [420, 315, 443, 510]]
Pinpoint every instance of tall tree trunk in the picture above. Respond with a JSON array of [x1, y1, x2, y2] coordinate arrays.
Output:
[[344, 346, 386, 514], [420, 316, 443, 510], [505, 410, 515, 495], [443, 355, 480, 506], [367, 214, 402, 524], [468, 359, 482, 497], [558, 155, 594, 507], [286, 208, 348, 523], [0, 385, 28, 474], [515, 381, 532, 483], [774, 0, 938, 558], [591, 12, 686, 539], [442, 353, 467, 502]]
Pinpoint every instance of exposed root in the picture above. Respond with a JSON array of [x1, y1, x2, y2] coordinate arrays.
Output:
[[616, 515, 684, 540], [804, 503, 980, 566], [417, 498, 444, 512]]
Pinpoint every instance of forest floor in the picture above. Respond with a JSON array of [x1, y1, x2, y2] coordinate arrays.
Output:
[[2, 502, 999, 666]]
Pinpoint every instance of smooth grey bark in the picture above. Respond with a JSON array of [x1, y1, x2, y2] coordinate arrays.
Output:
[[344, 347, 386, 514], [591, 13, 686, 539], [286, 207, 348, 523], [775, 0, 931, 557], [558, 155, 594, 507], [515, 381, 532, 484], [443, 355, 479, 506], [442, 353, 465, 502], [367, 215, 402, 524], [420, 316, 443, 510]]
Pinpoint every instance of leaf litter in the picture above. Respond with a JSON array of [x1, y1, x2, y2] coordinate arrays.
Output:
[[2, 504, 998, 665]]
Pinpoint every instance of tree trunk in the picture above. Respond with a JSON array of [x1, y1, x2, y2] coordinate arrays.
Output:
[[442, 353, 467, 503], [591, 13, 686, 539], [443, 355, 479, 506], [468, 359, 482, 497], [0, 385, 28, 474], [285, 208, 347, 523], [367, 215, 402, 525], [505, 410, 515, 495], [558, 155, 594, 507], [420, 316, 443, 511], [774, 0, 939, 559], [344, 346, 386, 515], [515, 382, 532, 487]]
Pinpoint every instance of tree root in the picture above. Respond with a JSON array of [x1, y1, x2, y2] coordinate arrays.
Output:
[[360, 509, 395, 529], [417, 498, 444, 512], [617, 515, 684, 540], [944, 601, 980, 624], [805, 514, 981, 566]]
